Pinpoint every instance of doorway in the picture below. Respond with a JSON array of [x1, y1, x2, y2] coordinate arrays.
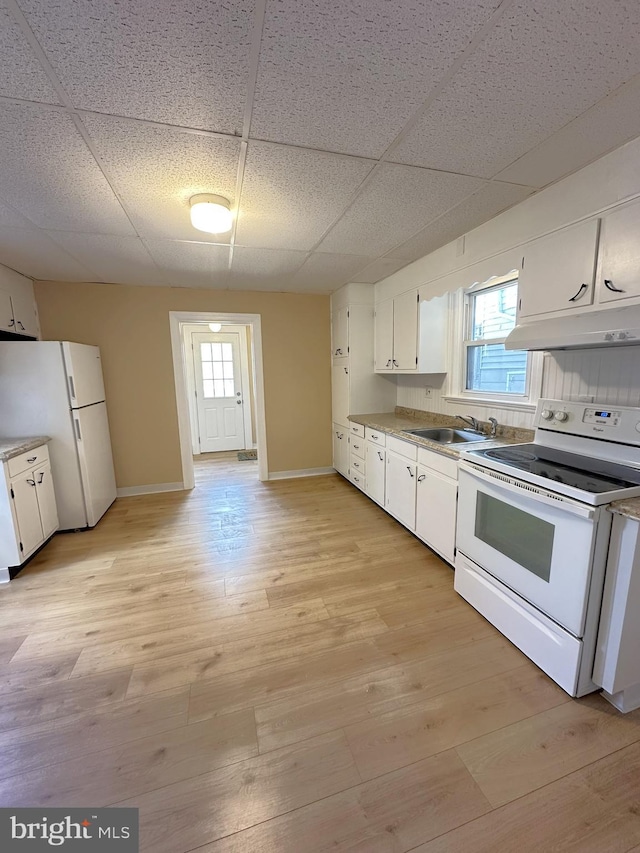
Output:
[[184, 324, 254, 454], [169, 311, 268, 487]]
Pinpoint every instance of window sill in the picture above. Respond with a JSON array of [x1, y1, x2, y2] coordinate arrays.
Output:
[[443, 395, 537, 413]]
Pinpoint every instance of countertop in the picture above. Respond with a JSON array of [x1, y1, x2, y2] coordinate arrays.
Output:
[[347, 410, 533, 460], [0, 436, 51, 462], [609, 498, 640, 521]]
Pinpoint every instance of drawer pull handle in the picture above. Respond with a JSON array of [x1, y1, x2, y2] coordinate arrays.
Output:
[[604, 278, 625, 293], [371, 434, 378, 439], [353, 444, 360, 450], [26, 478, 36, 486], [27, 456, 37, 463], [568, 283, 588, 302]]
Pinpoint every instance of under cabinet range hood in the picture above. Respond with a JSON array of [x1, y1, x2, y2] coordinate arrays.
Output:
[[506, 305, 640, 351]]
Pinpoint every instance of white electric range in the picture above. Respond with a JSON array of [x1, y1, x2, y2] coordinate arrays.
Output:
[[454, 399, 640, 697]]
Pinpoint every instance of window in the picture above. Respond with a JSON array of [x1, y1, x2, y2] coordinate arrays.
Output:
[[464, 278, 529, 396], [200, 342, 235, 398]]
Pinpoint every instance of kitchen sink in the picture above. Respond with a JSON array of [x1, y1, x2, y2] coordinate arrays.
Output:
[[402, 427, 491, 444]]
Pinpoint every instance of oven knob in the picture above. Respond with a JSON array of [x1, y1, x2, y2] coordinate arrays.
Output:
[[541, 409, 554, 420], [555, 411, 569, 422]]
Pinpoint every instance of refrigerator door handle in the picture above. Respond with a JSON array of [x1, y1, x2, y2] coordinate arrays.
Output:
[[74, 418, 82, 441], [68, 375, 76, 400]]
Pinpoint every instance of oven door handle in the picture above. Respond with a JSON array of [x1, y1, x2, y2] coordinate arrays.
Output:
[[458, 460, 596, 520]]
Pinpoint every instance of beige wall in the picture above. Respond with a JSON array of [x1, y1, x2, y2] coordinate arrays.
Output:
[[34, 281, 332, 488]]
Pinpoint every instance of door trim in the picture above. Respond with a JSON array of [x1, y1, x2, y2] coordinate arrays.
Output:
[[169, 311, 268, 486]]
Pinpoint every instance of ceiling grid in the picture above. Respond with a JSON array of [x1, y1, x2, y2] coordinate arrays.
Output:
[[0, 0, 638, 292]]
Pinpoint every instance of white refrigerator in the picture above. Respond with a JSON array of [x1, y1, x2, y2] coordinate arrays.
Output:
[[0, 341, 117, 529]]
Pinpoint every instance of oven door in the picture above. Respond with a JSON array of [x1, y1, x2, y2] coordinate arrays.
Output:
[[456, 461, 600, 637]]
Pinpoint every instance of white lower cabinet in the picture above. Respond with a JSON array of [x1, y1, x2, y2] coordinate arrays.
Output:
[[415, 449, 458, 563], [385, 437, 418, 530], [332, 424, 349, 477], [0, 444, 58, 581], [366, 441, 386, 506]]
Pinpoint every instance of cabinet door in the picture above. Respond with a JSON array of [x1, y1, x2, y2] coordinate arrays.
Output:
[[0, 290, 14, 333], [392, 290, 419, 369], [331, 363, 350, 427], [11, 472, 43, 559], [366, 442, 385, 506], [374, 299, 394, 371], [597, 202, 640, 305], [416, 466, 457, 563], [332, 426, 349, 477], [518, 219, 599, 318], [34, 462, 58, 539], [10, 288, 39, 337], [386, 450, 417, 530], [331, 306, 349, 358]]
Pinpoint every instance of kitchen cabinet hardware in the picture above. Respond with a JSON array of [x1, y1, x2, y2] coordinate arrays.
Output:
[[377, 451, 383, 460], [417, 474, 426, 482], [406, 466, 414, 477], [26, 478, 35, 486], [604, 279, 625, 293], [27, 456, 37, 463], [569, 283, 589, 302], [37, 472, 44, 484]]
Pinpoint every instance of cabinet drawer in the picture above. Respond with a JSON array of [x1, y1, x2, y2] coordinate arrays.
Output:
[[349, 422, 365, 439], [8, 444, 49, 478], [365, 428, 386, 446], [350, 455, 366, 475], [387, 434, 418, 461], [417, 446, 458, 480], [350, 437, 366, 459], [350, 471, 366, 491]]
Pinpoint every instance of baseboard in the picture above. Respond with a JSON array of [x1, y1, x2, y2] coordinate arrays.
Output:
[[116, 482, 185, 497], [268, 467, 335, 481]]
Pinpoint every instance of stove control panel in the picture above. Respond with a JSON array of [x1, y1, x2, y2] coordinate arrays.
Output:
[[535, 399, 640, 445]]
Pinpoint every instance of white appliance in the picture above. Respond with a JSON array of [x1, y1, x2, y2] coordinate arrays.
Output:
[[455, 399, 640, 697], [0, 341, 117, 529]]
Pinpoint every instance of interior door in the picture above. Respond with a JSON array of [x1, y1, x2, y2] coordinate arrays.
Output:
[[193, 333, 246, 453]]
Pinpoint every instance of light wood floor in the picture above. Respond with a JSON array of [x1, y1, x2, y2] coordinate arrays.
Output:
[[2, 454, 640, 852]]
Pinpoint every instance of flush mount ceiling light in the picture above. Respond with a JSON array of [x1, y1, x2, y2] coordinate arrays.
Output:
[[189, 194, 233, 234], [208, 322, 222, 332]]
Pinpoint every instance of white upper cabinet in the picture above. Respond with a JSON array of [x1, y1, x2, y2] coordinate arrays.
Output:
[[596, 201, 640, 305], [375, 290, 448, 374], [392, 289, 419, 370], [0, 265, 40, 339], [374, 298, 394, 370], [331, 305, 349, 359], [518, 219, 600, 319]]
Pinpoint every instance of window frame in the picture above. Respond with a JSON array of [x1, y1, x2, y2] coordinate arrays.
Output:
[[445, 272, 543, 411]]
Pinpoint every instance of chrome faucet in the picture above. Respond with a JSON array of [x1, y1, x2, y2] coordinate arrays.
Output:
[[456, 414, 481, 433], [488, 417, 499, 438]]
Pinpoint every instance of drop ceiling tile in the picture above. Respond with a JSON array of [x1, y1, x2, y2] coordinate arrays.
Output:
[[0, 198, 36, 229], [19, 0, 256, 133], [350, 258, 408, 284], [251, 0, 503, 158], [46, 232, 169, 287], [0, 102, 134, 233], [230, 247, 307, 288], [387, 182, 535, 261], [286, 252, 373, 293], [82, 115, 240, 242], [144, 239, 230, 289], [494, 75, 640, 188], [0, 1, 59, 102], [235, 142, 373, 251], [392, 0, 640, 178], [0, 227, 97, 280], [317, 163, 484, 257]]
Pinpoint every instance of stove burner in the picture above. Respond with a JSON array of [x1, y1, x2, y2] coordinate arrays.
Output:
[[485, 448, 538, 463]]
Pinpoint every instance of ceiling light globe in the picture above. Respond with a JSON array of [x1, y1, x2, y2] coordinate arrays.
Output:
[[208, 323, 223, 332], [189, 194, 233, 234]]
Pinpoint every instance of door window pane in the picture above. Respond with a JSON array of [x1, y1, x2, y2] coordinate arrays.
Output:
[[475, 492, 554, 581], [200, 337, 236, 398]]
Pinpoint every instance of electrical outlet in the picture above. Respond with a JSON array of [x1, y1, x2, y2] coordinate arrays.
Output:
[[425, 387, 432, 398]]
